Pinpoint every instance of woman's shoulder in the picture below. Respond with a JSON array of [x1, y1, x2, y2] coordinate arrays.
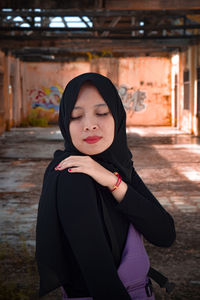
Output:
[[44, 150, 94, 186], [42, 150, 69, 183], [58, 169, 94, 187], [53, 149, 64, 159]]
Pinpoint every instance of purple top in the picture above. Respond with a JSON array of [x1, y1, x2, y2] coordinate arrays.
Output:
[[61, 223, 155, 300]]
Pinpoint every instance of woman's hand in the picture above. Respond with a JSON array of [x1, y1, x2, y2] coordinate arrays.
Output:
[[55, 155, 115, 188], [55, 155, 128, 203]]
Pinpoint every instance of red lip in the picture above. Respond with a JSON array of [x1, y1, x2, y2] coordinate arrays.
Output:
[[83, 136, 102, 144]]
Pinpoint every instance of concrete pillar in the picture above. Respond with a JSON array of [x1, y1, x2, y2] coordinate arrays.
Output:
[[191, 45, 198, 136], [197, 45, 200, 136], [171, 53, 179, 127], [3, 52, 11, 130], [0, 54, 4, 135], [171, 56, 175, 127], [178, 51, 184, 130], [188, 45, 196, 134], [13, 58, 22, 126], [20, 61, 25, 120], [21, 62, 28, 119]]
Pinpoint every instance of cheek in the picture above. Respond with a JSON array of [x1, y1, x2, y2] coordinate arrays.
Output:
[[69, 123, 80, 142], [101, 117, 115, 139]]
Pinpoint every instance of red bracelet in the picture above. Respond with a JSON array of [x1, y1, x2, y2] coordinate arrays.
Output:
[[110, 172, 122, 192]]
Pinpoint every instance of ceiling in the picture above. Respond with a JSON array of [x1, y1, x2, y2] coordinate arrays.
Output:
[[0, 0, 200, 62]]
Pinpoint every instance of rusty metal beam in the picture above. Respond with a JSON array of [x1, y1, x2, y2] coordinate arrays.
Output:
[[1, 33, 199, 40], [11, 47, 175, 55], [0, 0, 200, 10], [106, 0, 200, 11], [11, 49, 174, 61], [0, 24, 200, 32], [0, 36, 192, 50], [1, 9, 200, 17], [101, 16, 121, 37]]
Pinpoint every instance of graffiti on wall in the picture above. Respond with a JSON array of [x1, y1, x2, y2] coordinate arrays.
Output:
[[118, 85, 147, 112], [29, 85, 63, 111], [29, 84, 146, 114]]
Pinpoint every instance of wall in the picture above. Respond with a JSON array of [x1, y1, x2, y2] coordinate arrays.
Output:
[[2, 48, 200, 136], [0, 54, 176, 133], [88, 57, 171, 126], [24, 50, 200, 135], [91, 57, 119, 86], [25, 61, 90, 122], [26, 58, 171, 126], [118, 57, 171, 126]]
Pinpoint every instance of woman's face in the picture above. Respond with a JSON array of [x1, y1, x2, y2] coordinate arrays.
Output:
[[69, 83, 115, 155]]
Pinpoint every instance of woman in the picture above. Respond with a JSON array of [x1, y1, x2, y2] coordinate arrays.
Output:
[[36, 72, 176, 300]]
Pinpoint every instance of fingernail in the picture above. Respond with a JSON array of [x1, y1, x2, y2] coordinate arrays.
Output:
[[68, 168, 71, 172]]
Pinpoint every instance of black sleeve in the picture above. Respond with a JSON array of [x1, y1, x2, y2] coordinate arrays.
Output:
[[57, 171, 131, 300], [115, 168, 176, 247]]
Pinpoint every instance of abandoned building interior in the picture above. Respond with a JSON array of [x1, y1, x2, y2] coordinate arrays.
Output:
[[0, 0, 200, 136], [0, 2, 200, 300]]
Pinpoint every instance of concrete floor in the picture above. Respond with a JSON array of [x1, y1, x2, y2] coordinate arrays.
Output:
[[0, 126, 200, 299]]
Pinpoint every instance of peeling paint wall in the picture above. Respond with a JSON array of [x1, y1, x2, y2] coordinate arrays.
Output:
[[91, 57, 171, 125], [0, 55, 174, 132], [118, 57, 171, 126], [91, 57, 119, 86], [1, 48, 200, 136], [26, 58, 171, 126], [25, 62, 90, 122]]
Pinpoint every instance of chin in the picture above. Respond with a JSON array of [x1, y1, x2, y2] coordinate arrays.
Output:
[[75, 140, 112, 155], [83, 148, 104, 155], [77, 145, 107, 155]]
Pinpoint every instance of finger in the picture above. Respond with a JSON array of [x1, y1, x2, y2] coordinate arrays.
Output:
[[58, 157, 73, 166], [56, 160, 88, 171], [56, 163, 79, 171], [68, 167, 85, 174], [56, 156, 90, 170], [63, 155, 90, 164], [69, 155, 89, 159], [55, 158, 77, 169], [62, 155, 87, 161]]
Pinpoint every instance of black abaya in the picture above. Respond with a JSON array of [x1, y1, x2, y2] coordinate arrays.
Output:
[[35, 73, 176, 299]]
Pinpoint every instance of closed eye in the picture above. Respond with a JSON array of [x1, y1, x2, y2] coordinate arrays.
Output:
[[70, 112, 109, 120], [96, 112, 109, 116], [70, 116, 82, 120]]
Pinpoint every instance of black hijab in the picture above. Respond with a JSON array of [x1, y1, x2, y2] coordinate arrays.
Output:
[[58, 72, 133, 183], [35, 73, 133, 299]]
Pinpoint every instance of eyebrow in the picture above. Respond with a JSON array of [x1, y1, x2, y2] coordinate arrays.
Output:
[[73, 103, 108, 110]]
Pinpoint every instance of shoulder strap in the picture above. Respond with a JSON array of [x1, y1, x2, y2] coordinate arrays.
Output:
[[148, 267, 176, 294]]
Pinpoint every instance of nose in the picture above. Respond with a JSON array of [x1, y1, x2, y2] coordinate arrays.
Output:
[[83, 114, 99, 132], [83, 124, 98, 131]]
